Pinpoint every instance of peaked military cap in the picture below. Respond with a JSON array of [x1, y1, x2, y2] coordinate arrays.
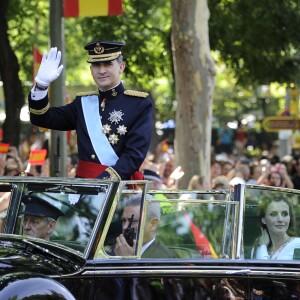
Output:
[[22, 194, 64, 221], [84, 40, 125, 63]]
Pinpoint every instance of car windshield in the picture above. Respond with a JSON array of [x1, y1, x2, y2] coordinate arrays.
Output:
[[98, 188, 237, 259], [243, 185, 300, 261], [0, 180, 109, 256]]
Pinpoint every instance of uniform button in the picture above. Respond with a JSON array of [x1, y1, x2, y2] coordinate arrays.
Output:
[[91, 154, 96, 159]]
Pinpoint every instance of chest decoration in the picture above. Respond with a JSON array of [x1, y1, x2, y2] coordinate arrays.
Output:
[[100, 98, 107, 111], [102, 109, 127, 145], [117, 125, 127, 135], [108, 110, 124, 124], [102, 124, 112, 134], [108, 134, 119, 145]]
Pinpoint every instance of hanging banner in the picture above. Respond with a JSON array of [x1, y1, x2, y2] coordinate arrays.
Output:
[[64, 0, 123, 17]]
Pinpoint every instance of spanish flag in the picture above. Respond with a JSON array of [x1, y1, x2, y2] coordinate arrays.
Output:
[[32, 46, 43, 80], [29, 149, 47, 165], [0, 143, 10, 154], [184, 210, 218, 258], [64, 0, 123, 18]]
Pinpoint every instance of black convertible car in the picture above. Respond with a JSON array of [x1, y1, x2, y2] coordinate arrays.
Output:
[[0, 176, 300, 299]]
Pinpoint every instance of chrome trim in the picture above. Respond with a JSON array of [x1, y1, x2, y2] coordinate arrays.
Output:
[[236, 184, 245, 258], [226, 269, 251, 274], [245, 270, 300, 277], [245, 183, 300, 195], [82, 269, 244, 276], [231, 202, 239, 258], [94, 182, 124, 258], [81, 266, 300, 277]]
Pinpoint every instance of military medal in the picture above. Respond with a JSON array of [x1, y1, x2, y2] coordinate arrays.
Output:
[[108, 110, 124, 124], [102, 124, 112, 134], [109, 134, 119, 145], [117, 125, 127, 135], [100, 98, 106, 111]]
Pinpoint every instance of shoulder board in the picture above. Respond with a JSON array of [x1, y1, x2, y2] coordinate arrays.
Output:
[[77, 90, 98, 96], [124, 90, 149, 98]]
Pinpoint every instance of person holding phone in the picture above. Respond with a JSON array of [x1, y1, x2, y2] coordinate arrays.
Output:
[[251, 197, 300, 260], [113, 194, 175, 258]]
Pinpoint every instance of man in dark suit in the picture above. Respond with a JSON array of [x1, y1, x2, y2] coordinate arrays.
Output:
[[106, 195, 180, 300], [113, 194, 176, 258]]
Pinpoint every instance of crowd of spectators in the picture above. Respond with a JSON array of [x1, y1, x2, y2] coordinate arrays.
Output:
[[140, 135, 300, 192], [1, 127, 300, 194]]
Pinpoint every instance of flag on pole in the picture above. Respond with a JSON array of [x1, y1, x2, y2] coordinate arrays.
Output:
[[184, 210, 218, 258], [64, 0, 123, 18], [32, 46, 43, 81]]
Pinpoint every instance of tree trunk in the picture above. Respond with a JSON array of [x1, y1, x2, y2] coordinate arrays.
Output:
[[171, 0, 215, 189], [0, 0, 24, 146]]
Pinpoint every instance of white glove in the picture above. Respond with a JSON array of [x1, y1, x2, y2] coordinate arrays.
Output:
[[35, 47, 64, 86]]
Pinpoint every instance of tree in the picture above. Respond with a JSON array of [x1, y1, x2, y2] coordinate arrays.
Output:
[[0, 0, 25, 146], [209, 0, 300, 85], [3, 0, 300, 185], [0, 0, 49, 146], [171, 0, 215, 188]]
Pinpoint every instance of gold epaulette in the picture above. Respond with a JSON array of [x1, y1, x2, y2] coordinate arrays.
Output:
[[124, 90, 149, 98], [77, 90, 98, 96]]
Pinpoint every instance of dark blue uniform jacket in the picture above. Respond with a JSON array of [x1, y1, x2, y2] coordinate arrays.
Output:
[[28, 82, 153, 180]]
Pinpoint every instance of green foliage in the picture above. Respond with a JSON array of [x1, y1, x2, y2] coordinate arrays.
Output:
[[6, 0, 175, 122], [6, 0, 300, 127], [209, 0, 300, 85], [213, 53, 282, 123], [7, 0, 49, 85], [76, 0, 175, 121]]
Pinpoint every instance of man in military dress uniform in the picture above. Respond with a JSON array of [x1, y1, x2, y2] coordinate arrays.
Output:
[[28, 41, 152, 180]]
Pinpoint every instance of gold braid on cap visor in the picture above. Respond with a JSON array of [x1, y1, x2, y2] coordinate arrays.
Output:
[[87, 51, 122, 62]]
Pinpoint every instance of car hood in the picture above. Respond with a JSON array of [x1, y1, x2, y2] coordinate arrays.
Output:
[[0, 234, 85, 275]]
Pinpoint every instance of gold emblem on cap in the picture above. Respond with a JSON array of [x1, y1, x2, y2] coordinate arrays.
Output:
[[94, 43, 105, 54]]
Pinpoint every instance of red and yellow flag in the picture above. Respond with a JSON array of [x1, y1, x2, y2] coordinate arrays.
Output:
[[184, 210, 218, 258], [29, 149, 47, 165], [0, 143, 10, 154], [64, 0, 123, 17], [32, 46, 43, 80]]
